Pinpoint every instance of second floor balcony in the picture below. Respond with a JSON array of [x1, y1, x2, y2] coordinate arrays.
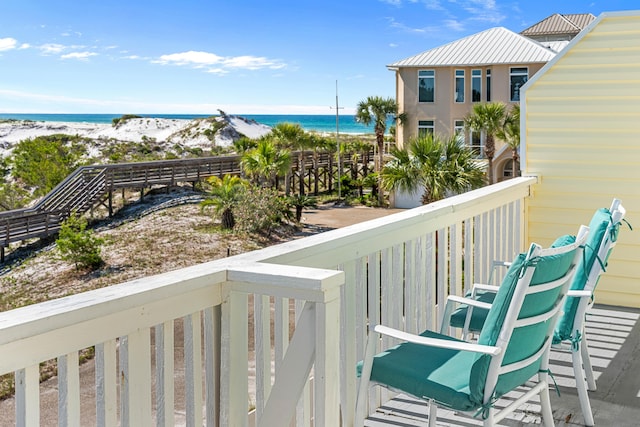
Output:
[[0, 176, 637, 426]]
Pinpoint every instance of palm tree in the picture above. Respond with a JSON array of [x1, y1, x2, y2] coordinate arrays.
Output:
[[200, 174, 247, 229], [232, 136, 258, 154], [355, 96, 404, 204], [241, 139, 291, 188], [464, 102, 506, 185], [288, 194, 318, 223], [271, 123, 311, 195], [497, 104, 521, 178], [381, 134, 485, 205]]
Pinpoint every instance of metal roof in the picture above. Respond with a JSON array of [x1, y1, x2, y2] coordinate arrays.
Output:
[[388, 27, 558, 68], [520, 13, 596, 37]]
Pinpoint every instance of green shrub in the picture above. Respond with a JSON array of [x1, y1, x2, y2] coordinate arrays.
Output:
[[233, 186, 291, 235], [10, 134, 87, 196], [112, 114, 142, 127], [56, 214, 104, 270]]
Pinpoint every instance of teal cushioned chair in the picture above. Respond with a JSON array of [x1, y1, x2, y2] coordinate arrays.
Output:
[[443, 199, 627, 427], [355, 228, 588, 427]]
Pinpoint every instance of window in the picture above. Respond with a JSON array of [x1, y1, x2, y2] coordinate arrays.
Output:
[[418, 70, 435, 103], [470, 130, 483, 157], [510, 67, 528, 102], [502, 159, 515, 180], [454, 120, 465, 134], [455, 70, 465, 103], [471, 69, 481, 102], [486, 69, 492, 102], [418, 120, 434, 137]]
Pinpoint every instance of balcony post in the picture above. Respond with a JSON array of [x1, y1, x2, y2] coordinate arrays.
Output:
[[314, 293, 342, 426]]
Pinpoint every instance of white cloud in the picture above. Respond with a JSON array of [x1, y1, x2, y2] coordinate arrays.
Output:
[[40, 43, 66, 54], [457, 0, 504, 24], [387, 17, 438, 35], [206, 68, 229, 75], [0, 38, 18, 51], [19, 43, 30, 49], [157, 51, 223, 66], [444, 19, 465, 31], [0, 88, 351, 115], [61, 51, 98, 60], [222, 55, 285, 70], [421, 0, 445, 10], [156, 50, 286, 73]]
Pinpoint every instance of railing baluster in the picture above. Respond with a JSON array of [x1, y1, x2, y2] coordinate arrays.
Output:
[[254, 294, 271, 420], [221, 291, 249, 426], [58, 352, 80, 427], [155, 321, 175, 427], [96, 340, 117, 427], [204, 305, 221, 427], [130, 329, 152, 425], [367, 251, 382, 412], [15, 365, 39, 427], [184, 312, 203, 427]]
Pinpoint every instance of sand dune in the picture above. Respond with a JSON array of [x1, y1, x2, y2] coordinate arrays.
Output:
[[0, 115, 272, 156]]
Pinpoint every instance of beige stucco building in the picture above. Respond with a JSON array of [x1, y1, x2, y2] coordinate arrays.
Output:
[[522, 10, 640, 307], [388, 14, 594, 184]]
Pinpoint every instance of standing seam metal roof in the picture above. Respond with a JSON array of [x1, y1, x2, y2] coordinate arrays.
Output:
[[387, 27, 557, 68]]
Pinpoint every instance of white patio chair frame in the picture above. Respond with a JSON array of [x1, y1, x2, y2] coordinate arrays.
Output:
[[356, 227, 588, 427], [442, 199, 626, 427]]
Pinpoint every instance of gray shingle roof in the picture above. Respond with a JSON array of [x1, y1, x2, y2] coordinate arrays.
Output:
[[388, 27, 558, 68]]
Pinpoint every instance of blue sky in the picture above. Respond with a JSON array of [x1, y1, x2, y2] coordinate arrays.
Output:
[[0, 1, 637, 115]]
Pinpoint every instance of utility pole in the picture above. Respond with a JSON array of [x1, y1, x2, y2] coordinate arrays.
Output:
[[331, 80, 344, 201]]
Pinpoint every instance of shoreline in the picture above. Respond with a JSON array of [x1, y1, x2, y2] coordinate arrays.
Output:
[[0, 113, 380, 135]]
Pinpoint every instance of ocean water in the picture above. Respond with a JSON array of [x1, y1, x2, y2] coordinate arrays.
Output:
[[0, 113, 387, 135]]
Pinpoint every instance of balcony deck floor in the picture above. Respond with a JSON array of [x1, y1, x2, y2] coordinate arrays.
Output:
[[364, 305, 640, 426]]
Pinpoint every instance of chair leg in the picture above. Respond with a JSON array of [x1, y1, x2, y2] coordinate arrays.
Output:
[[428, 399, 437, 427], [539, 382, 555, 427], [572, 347, 595, 426], [581, 334, 597, 391], [355, 331, 377, 426]]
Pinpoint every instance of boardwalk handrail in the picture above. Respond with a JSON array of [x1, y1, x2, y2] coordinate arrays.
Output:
[[0, 156, 241, 248]]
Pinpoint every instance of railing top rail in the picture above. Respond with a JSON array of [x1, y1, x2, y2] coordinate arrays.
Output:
[[0, 257, 343, 374], [100, 154, 241, 169], [234, 176, 537, 268]]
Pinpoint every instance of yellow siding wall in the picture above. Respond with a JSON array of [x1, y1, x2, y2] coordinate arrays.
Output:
[[523, 13, 640, 307]]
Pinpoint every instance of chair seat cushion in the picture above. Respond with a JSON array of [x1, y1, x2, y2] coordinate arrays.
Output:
[[356, 330, 486, 412]]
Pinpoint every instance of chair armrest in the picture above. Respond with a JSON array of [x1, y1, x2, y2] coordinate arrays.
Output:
[[567, 290, 593, 298], [447, 295, 493, 310], [488, 260, 512, 285], [471, 283, 500, 297], [374, 325, 501, 356]]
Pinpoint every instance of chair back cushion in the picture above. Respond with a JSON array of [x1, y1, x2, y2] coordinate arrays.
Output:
[[471, 235, 577, 402], [554, 208, 617, 343]]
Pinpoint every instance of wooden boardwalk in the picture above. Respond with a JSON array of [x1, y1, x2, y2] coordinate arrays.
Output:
[[0, 150, 366, 257]]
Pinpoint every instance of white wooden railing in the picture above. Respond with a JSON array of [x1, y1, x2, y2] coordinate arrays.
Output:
[[0, 176, 536, 426]]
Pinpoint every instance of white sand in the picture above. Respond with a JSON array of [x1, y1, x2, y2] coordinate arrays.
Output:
[[0, 115, 272, 156]]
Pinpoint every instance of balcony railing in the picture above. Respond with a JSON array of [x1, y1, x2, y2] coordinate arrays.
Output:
[[0, 176, 537, 426]]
